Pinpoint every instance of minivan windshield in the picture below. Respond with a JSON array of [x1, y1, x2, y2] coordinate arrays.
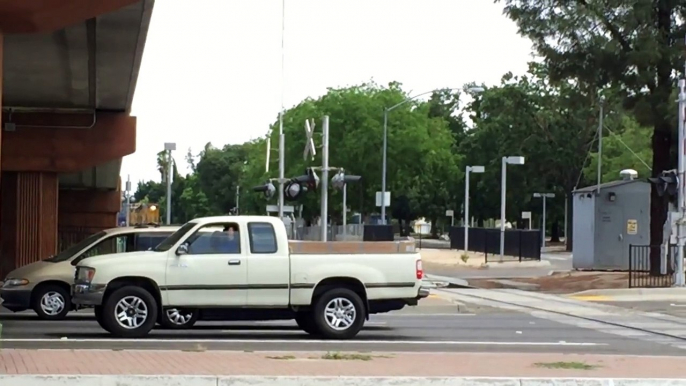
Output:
[[46, 231, 106, 262], [153, 222, 198, 252]]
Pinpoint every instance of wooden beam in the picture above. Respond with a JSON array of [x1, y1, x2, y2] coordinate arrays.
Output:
[[1, 111, 136, 173]]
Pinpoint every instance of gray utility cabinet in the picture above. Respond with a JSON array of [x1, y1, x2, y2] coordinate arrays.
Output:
[[572, 179, 650, 270]]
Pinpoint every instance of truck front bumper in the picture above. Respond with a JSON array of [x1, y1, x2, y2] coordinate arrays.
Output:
[[71, 283, 106, 307]]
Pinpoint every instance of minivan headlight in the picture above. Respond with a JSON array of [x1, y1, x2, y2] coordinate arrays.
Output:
[[2, 278, 29, 288], [75, 267, 96, 284]]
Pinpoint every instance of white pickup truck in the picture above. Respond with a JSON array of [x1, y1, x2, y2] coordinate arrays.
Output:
[[72, 215, 428, 339]]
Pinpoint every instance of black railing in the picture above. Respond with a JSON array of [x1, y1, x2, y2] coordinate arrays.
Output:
[[629, 244, 678, 288], [449, 227, 541, 261]]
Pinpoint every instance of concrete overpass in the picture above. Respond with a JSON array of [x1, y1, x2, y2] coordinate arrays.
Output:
[[0, 0, 154, 277]]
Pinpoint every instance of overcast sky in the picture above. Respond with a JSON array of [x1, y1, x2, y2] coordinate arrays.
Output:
[[123, 0, 534, 184]]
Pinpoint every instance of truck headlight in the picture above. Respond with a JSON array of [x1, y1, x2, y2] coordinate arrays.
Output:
[[2, 278, 29, 288], [75, 267, 96, 284]]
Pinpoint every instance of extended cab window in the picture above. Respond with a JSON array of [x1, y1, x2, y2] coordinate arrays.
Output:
[[135, 233, 172, 251], [185, 223, 241, 255], [248, 222, 278, 254]]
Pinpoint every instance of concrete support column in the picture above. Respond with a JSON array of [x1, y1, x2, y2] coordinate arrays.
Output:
[[58, 188, 121, 235], [0, 172, 58, 277]]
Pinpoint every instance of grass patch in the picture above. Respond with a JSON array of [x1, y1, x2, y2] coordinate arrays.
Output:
[[322, 352, 373, 361], [534, 361, 599, 370], [266, 355, 296, 360]]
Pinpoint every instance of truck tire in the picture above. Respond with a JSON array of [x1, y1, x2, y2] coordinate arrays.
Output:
[[295, 311, 320, 336], [32, 284, 71, 320], [312, 288, 365, 339], [101, 286, 158, 338], [157, 308, 198, 329], [94, 306, 110, 332]]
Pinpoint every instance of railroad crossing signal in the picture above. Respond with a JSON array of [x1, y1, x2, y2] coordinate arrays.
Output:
[[649, 169, 678, 197], [303, 118, 317, 161], [253, 181, 276, 199]]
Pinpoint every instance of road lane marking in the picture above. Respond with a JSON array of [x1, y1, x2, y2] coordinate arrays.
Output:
[[0, 338, 606, 346], [567, 295, 612, 302]]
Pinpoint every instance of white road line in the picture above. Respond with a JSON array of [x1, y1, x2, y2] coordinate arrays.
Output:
[[0, 338, 606, 346], [373, 313, 475, 317]]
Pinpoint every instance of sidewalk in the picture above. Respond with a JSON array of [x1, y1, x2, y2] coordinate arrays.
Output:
[[2, 349, 686, 378]]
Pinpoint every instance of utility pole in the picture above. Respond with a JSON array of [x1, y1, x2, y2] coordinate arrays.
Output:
[[676, 79, 685, 286], [320, 116, 330, 241], [125, 175, 131, 226], [277, 0, 286, 220], [164, 142, 176, 225], [597, 98, 604, 193], [235, 185, 240, 215], [533, 193, 555, 249], [464, 165, 485, 253]]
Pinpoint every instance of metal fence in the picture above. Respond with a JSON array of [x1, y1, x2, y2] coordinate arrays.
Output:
[[449, 227, 541, 262], [291, 224, 365, 241], [629, 244, 678, 288]]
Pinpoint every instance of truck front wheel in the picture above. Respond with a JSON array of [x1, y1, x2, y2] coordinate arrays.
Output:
[[312, 288, 365, 339], [101, 286, 158, 338]]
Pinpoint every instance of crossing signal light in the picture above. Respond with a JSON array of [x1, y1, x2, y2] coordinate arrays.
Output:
[[284, 168, 320, 201], [648, 169, 678, 197], [253, 181, 276, 199], [331, 171, 362, 190]]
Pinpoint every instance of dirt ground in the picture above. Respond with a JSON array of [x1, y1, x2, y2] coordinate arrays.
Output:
[[468, 271, 630, 294]]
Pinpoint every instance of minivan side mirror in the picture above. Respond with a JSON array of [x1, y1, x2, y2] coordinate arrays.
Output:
[[176, 243, 189, 256]]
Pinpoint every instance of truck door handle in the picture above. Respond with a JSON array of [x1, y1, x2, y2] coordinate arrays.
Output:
[[228, 259, 241, 266]]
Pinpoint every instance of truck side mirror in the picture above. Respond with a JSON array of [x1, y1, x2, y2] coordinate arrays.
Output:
[[176, 243, 189, 256]]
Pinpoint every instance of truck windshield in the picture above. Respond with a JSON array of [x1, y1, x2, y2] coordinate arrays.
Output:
[[153, 222, 198, 252], [46, 231, 107, 262]]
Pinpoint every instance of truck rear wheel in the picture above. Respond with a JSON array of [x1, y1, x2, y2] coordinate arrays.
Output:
[[101, 286, 158, 338], [295, 311, 320, 336], [312, 288, 365, 339]]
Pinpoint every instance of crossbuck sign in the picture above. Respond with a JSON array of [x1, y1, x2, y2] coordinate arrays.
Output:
[[303, 118, 317, 161]]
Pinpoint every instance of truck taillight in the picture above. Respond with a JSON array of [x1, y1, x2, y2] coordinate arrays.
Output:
[[416, 260, 423, 280]]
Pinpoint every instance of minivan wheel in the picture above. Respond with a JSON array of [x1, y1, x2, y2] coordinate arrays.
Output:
[[312, 288, 365, 340], [33, 284, 71, 320], [157, 308, 198, 329], [101, 286, 158, 338]]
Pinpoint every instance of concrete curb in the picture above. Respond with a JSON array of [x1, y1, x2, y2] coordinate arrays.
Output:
[[424, 274, 472, 288], [568, 287, 686, 301], [2, 375, 686, 386]]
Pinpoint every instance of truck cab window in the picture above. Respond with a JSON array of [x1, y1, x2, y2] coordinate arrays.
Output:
[[248, 222, 277, 254], [186, 223, 241, 254]]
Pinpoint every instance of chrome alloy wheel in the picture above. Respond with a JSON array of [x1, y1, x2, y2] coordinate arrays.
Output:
[[40, 291, 66, 316], [114, 296, 149, 329], [165, 308, 193, 326], [324, 297, 356, 331]]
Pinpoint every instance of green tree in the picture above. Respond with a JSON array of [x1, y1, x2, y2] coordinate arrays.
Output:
[[497, 0, 685, 271]]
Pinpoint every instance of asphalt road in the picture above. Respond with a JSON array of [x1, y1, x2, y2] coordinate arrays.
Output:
[[0, 299, 680, 356]]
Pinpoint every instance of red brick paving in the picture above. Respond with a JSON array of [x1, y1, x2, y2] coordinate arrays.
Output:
[[1, 349, 686, 378]]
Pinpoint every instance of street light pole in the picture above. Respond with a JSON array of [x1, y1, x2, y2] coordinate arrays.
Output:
[[381, 87, 484, 225], [533, 192, 556, 249], [500, 156, 525, 261], [464, 165, 485, 253]]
